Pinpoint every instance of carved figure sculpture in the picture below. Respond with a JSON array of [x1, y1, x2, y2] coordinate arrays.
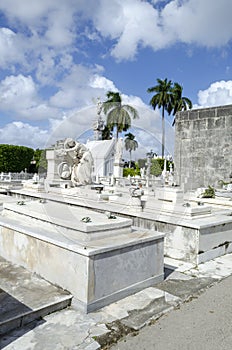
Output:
[[62, 138, 93, 186], [57, 162, 72, 180]]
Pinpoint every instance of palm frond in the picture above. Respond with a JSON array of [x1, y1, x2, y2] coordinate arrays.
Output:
[[102, 91, 139, 138]]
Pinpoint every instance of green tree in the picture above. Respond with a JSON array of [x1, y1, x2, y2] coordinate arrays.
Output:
[[171, 82, 192, 126], [0, 144, 34, 172], [147, 78, 173, 158], [102, 125, 113, 140], [102, 91, 139, 139], [124, 132, 138, 168], [137, 158, 146, 169]]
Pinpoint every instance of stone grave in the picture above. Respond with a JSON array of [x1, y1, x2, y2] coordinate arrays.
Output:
[[0, 200, 164, 313], [130, 185, 232, 264]]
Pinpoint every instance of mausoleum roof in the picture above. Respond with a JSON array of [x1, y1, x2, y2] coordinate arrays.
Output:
[[86, 139, 115, 160]]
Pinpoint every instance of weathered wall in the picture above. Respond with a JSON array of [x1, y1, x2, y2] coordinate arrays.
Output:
[[174, 105, 232, 191]]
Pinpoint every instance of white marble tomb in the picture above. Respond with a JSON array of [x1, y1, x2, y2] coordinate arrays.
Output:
[[0, 200, 164, 312]]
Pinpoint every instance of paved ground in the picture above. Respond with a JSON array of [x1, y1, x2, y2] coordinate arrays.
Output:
[[110, 274, 232, 350], [1, 254, 232, 349], [0, 257, 72, 338]]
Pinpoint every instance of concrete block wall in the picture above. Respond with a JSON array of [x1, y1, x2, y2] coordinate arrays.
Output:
[[174, 105, 232, 191]]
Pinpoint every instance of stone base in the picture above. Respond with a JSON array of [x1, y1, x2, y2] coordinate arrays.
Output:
[[127, 196, 143, 213], [164, 214, 232, 265], [145, 198, 212, 219], [23, 181, 45, 192], [0, 201, 164, 312], [113, 162, 123, 178], [44, 179, 73, 191], [155, 187, 184, 203]]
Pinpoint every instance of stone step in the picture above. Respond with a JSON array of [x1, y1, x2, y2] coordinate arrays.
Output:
[[0, 257, 72, 336]]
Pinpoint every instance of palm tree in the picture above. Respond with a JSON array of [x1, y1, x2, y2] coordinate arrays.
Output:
[[147, 78, 173, 158], [102, 91, 139, 139], [124, 132, 138, 168], [171, 82, 192, 126], [102, 125, 113, 140]]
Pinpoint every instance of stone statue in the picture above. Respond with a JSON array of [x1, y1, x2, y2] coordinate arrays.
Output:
[[59, 138, 93, 186], [96, 97, 102, 116], [140, 167, 145, 178], [93, 98, 105, 140]]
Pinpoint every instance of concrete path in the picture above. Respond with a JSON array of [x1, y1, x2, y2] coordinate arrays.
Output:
[[110, 274, 232, 350], [1, 254, 232, 349]]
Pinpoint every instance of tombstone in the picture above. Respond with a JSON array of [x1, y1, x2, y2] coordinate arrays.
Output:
[[128, 184, 144, 212], [140, 167, 145, 178], [46, 138, 93, 187], [32, 173, 39, 182]]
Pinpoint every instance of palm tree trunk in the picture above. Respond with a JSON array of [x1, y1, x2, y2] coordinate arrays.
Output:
[[162, 106, 165, 158], [129, 150, 132, 168], [116, 126, 119, 140]]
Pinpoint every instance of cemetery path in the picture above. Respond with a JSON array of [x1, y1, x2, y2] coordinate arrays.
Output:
[[1, 254, 232, 350], [110, 274, 232, 350]]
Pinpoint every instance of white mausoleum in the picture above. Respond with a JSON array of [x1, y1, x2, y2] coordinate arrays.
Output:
[[86, 139, 116, 177]]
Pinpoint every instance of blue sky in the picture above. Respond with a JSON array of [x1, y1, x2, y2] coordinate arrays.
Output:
[[0, 0, 232, 158]]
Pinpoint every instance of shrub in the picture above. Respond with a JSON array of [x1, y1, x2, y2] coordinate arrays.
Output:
[[150, 158, 173, 177], [201, 186, 215, 198], [123, 163, 140, 177]]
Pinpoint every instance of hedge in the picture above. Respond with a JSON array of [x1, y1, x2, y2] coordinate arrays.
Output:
[[0, 144, 34, 172]]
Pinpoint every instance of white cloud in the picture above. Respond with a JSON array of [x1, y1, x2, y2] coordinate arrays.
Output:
[[89, 75, 117, 92], [90, 0, 232, 60], [0, 75, 37, 110], [0, 28, 26, 69], [0, 0, 57, 23], [0, 1, 82, 82], [48, 107, 95, 143], [0, 67, 119, 124], [162, 0, 232, 47], [49, 65, 118, 109], [0, 74, 61, 120], [0, 121, 49, 149], [0, 0, 232, 64], [197, 80, 232, 107], [93, 0, 162, 60], [0, 0, 78, 43], [20, 104, 60, 120], [35, 50, 57, 85]]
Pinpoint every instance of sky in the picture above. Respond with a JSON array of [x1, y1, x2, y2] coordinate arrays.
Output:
[[0, 0, 232, 159]]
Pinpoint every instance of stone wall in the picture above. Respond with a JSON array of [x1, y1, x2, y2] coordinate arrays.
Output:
[[174, 105, 232, 191]]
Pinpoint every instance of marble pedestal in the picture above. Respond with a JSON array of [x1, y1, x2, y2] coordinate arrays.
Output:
[[113, 162, 124, 178], [155, 187, 184, 203], [0, 201, 164, 312]]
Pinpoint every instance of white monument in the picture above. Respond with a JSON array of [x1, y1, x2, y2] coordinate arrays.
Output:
[[113, 137, 124, 178], [86, 139, 115, 178], [93, 98, 105, 141], [0, 200, 165, 312], [46, 138, 93, 187]]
